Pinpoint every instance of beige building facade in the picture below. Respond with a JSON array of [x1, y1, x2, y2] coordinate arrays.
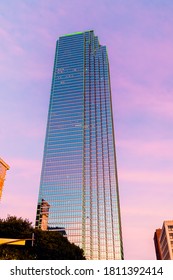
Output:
[[154, 220, 173, 260], [0, 158, 10, 200]]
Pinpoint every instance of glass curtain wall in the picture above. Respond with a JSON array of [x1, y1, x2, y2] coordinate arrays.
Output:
[[36, 31, 123, 260]]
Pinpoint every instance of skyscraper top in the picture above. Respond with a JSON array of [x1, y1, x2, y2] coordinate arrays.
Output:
[[61, 30, 94, 37]]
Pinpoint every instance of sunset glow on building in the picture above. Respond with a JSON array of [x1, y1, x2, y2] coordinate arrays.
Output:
[[0, 158, 10, 201], [35, 31, 123, 260]]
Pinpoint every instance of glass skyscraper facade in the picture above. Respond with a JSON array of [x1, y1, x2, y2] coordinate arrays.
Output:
[[36, 30, 123, 260]]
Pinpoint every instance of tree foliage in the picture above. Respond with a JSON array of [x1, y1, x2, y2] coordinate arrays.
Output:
[[0, 216, 85, 260], [0, 216, 33, 238], [34, 230, 85, 260]]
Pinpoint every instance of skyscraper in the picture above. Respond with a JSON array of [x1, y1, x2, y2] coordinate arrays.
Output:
[[0, 158, 10, 201], [36, 31, 123, 260]]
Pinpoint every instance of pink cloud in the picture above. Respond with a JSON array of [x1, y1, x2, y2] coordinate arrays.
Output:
[[118, 139, 173, 159], [112, 77, 173, 120], [119, 169, 173, 184], [0, 157, 41, 223], [7, 157, 41, 172], [0, 25, 25, 57], [121, 192, 173, 259], [1, 192, 37, 225]]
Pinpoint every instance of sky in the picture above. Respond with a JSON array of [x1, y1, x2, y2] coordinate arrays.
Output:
[[0, 0, 173, 260]]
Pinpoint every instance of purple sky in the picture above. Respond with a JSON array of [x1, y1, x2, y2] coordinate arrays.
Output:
[[0, 0, 173, 259]]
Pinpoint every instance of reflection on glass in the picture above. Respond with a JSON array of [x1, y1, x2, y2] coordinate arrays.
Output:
[[35, 31, 123, 260], [36, 199, 50, 231]]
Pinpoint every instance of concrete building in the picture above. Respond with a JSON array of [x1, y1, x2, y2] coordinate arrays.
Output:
[[0, 158, 10, 200], [154, 220, 173, 260], [154, 229, 162, 260]]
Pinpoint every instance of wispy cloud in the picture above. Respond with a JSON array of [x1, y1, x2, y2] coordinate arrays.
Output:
[[118, 139, 173, 159], [1, 157, 41, 223]]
